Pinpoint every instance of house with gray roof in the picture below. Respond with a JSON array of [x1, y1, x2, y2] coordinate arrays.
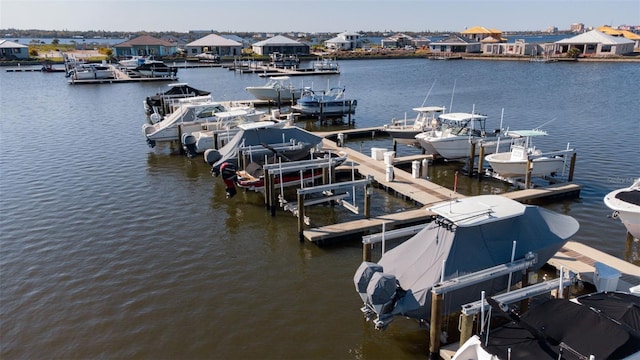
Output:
[[555, 30, 635, 56], [0, 39, 29, 59], [251, 35, 309, 56], [185, 34, 243, 57], [112, 35, 177, 58], [429, 35, 481, 54]]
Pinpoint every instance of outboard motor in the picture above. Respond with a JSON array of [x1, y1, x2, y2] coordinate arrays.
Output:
[[181, 134, 197, 158], [219, 162, 237, 199], [204, 149, 222, 166], [353, 262, 384, 303], [366, 272, 400, 329]]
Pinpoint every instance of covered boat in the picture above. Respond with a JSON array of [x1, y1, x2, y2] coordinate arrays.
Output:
[[144, 83, 211, 123], [206, 125, 324, 198], [354, 195, 579, 330]]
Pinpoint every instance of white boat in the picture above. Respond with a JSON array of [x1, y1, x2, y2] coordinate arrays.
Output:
[[245, 76, 303, 102], [118, 55, 147, 69], [292, 87, 357, 116], [143, 83, 212, 123], [604, 177, 640, 239], [452, 291, 640, 360], [484, 129, 573, 178], [312, 57, 339, 72], [354, 194, 579, 330], [142, 100, 266, 147], [66, 63, 115, 80], [383, 106, 446, 146], [414, 112, 511, 160], [134, 61, 177, 78]]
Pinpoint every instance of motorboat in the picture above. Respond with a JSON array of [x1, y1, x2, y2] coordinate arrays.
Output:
[[383, 106, 446, 146], [484, 129, 573, 178], [452, 291, 640, 360], [66, 63, 115, 80], [206, 125, 325, 198], [604, 177, 640, 239], [181, 119, 285, 158], [245, 76, 303, 102], [234, 150, 348, 192], [269, 52, 300, 68], [142, 100, 266, 147], [354, 194, 579, 330], [293, 87, 357, 116], [195, 52, 220, 63], [143, 83, 211, 123], [134, 61, 177, 78], [414, 112, 511, 160], [118, 55, 148, 69], [312, 57, 340, 72]]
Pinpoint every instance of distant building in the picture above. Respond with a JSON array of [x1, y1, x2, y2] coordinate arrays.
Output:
[[380, 33, 414, 49], [544, 26, 558, 34], [185, 34, 243, 57], [482, 39, 535, 56], [555, 30, 635, 56], [324, 31, 362, 51], [570, 23, 585, 33], [112, 35, 177, 57], [429, 35, 481, 54], [0, 39, 29, 59], [251, 35, 310, 56]]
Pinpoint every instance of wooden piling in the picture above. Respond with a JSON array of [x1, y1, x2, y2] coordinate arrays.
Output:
[[429, 293, 443, 359], [459, 313, 474, 347], [297, 192, 305, 242], [467, 142, 476, 177], [525, 159, 533, 189], [568, 152, 577, 182], [264, 168, 271, 210], [363, 243, 372, 262], [477, 145, 485, 179]]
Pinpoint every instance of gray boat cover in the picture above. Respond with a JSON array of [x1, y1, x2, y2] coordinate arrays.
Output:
[[207, 126, 323, 170], [358, 201, 579, 324]]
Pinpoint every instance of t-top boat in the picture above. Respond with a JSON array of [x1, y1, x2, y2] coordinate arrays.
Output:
[[245, 76, 303, 102], [354, 195, 579, 331], [383, 106, 446, 146], [484, 129, 573, 178], [144, 83, 212, 123], [293, 87, 357, 116], [604, 177, 640, 239], [414, 111, 511, 160]]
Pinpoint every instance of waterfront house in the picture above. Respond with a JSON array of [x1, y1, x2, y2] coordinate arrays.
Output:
[[185, 34, 243, 57], [461, 26, 507, 43], [251, 35, 310, 56], [597, 26, 640, 50], [112, 35, 178, 58], [555, 30, 635, 56], [324, 31, 362, 51], [0, 39, 29, 59], [429, 35, 480, 54], [482, 38, 536, 56], [381, 33, 414, 49]]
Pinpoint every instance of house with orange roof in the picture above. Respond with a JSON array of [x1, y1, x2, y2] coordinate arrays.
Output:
[[461, 26, 507, 43], [597, 26, 640, 50], [112, 35, 178, 58]]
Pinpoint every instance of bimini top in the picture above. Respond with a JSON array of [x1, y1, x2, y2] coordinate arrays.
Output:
[[412, 106, 446, 113], [428, 195, 526, 227], [438, 112, 487, 122], [506, 129, 548, 138]]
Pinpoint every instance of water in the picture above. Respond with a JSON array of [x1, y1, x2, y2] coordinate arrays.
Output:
[[1, 58, 639, 359]]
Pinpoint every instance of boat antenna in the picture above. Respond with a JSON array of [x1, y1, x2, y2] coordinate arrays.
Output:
[[534, 117, 556, 129], [420, 79, 437, 107], [449, 79, 457, 112]]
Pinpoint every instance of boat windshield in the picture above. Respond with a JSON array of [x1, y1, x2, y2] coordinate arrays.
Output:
[[196, 105, 228, 118]]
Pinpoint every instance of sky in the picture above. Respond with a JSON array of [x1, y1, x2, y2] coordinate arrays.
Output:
[[1, 0, 638, 33]]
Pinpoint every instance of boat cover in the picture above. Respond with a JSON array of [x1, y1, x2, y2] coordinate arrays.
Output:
[[481, 294, 640, 359], [358, 198, 579, 324], [208, 126, 323, 171]]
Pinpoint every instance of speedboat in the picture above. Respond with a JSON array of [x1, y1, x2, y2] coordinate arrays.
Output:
[[207, 125, 325, 198], [604, 177, 640, 239], [293, 87, 357, 116], [452, 291, 640, 360], [354, 194, 579, 330], [383, 106, 446, 146], [484, 129, 573, 178], [142, 100, 266, 147], [134, 61, 177, 78], [414, 112, 511, 160], [245, 76, 303, 102], [143, 83, 211, 123], [66, 63, 114, 80]]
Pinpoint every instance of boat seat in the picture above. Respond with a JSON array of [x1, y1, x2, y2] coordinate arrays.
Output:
[[243, 162, 264, 178]]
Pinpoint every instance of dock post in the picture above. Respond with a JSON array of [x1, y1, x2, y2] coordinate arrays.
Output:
[[269, 173, 277, 216], [459, 313, 474, 347], [568, 153, 577, 182], [363, 243, 372, 262], [297, 192, 305, 242], [525, 159, 533, 189], [264, 168, 271, 210], [393, 139, 397, 153], [364, 184, 371, 219], [477, 145, 485, 179], [429, 292, 443, 359], [213, 132, 219, 150], [520, 268, 530, 313], [467, 142, 476, 177]]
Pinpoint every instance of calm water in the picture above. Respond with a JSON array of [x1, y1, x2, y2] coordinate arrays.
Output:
[[1, 58, 639, 359]]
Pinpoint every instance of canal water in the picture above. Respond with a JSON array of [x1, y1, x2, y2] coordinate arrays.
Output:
[[1, 58, 638, 359]]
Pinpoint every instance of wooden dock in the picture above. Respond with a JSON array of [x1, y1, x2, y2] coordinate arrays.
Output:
[[302, 137, 582, 245]]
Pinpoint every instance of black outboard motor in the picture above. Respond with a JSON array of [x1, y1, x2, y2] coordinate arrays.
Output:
[[219, 162, 237, 199], [181, 134, 197, 158]]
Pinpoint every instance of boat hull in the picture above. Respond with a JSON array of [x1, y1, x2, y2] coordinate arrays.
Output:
[[604, 183, 640, 239], [296, 100, 357, 116], [485, 152, 566, 178], [427, 135, 511, 159], [245, 87, 301, 101]]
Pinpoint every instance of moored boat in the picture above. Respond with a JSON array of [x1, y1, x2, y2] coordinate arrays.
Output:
[[383, 106, 446, 146], [66, 63, 115, 80], [143, 83, 212, 123], [604, 177, 640, 239], [134, 61, 177, 78], [292, 87, 357, 116], [245, 76, 303, 102]]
